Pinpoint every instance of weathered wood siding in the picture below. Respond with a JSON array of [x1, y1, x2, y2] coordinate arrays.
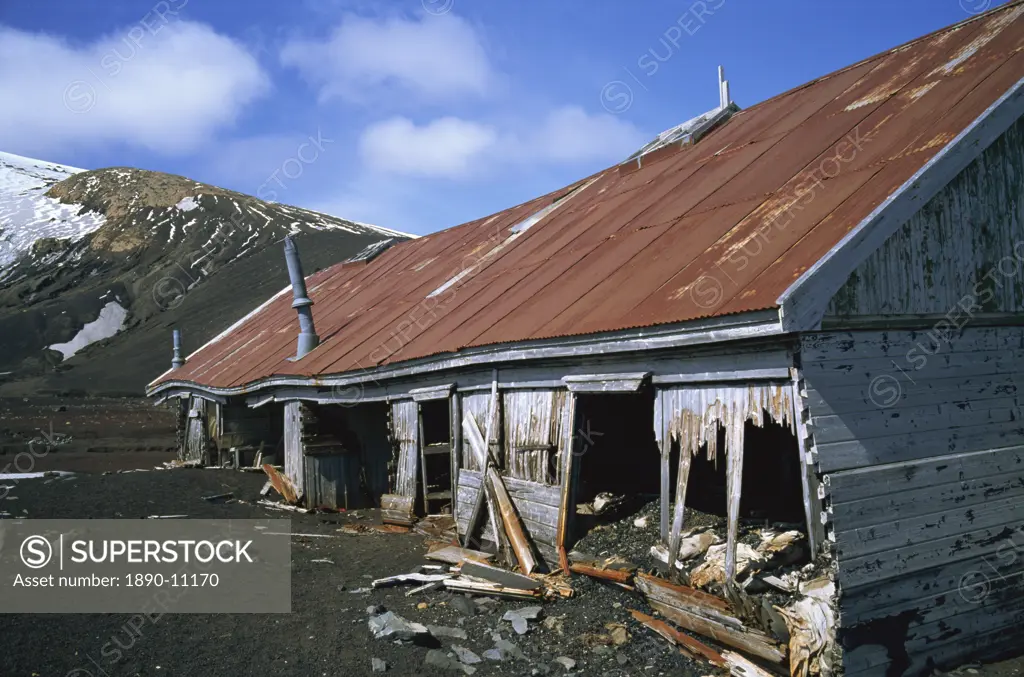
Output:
[[460, 391, 497, 473], [801, 328, 1024, 675], [501, 389, 570, 485], [826, 116, 1024, 318], [455, 469, 561, 566], [305, 453, 362, 510], [391, 400, 419, 498], [283, 401, 305, 497]]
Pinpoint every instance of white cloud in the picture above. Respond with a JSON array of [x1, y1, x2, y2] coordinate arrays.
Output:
[[357, 107, 646, 179], [360, 116, 497, 178], [527, 106, 647, 164], [280, 13, 494, 103], [0, 21, 269, 155]]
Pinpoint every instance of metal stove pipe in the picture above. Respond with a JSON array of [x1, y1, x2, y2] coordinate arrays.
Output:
[[283, 235, 319, 359]]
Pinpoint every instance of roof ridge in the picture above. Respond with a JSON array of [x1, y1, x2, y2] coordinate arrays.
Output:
[[731, 0, 1024, 120]]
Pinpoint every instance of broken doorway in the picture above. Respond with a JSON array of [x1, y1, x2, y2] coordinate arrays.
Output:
[[568, 390, 661, 547], [418, 398, 454, 515]]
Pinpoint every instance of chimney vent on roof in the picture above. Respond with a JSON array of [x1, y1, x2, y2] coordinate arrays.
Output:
[[718, 65, 731, 108], [171, 329, 185, 369], [283, 235, 320, 359]]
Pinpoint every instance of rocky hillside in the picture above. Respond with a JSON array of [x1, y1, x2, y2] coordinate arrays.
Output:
[[0, 152, 410, 396]]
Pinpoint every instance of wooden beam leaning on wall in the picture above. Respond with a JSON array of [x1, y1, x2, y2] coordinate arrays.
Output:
[[665, 426, 693, 581], [462, 413, 539, 575], [463, 374, 502, 552]]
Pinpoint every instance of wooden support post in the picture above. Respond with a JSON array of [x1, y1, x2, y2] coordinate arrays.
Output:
[[724, 421, 745, 587], [660, 437, 670, 542], [418, 404, 430, 515], [556, 393, 578, 573], [665, 442, 692, 580]]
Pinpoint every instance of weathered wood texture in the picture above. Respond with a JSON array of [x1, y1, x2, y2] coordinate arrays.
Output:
[[460, 391, 496, 473], [802, 327, 1024, 674], [826, 116, 1024, 318], [502, 389, 569, 484], [456, 470, 560, 566], [390, 400, 420, 498], [283, 401, 304, 496]]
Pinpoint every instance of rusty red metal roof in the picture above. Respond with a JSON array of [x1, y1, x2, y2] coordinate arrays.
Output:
[[152, 3, 1024, 392]]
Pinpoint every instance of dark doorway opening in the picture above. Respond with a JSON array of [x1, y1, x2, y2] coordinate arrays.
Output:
[[677, 413, 805, 525], [419, 399, 453, 515], [570, 390, 660, 545]]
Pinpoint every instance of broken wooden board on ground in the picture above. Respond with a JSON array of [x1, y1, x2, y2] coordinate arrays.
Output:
[[257, 498, 309, 514], [443, 578, 542, 600], [424, 544, 494, 565], [381, 494, 416, 527], [372, 572, 452, 589], [635, 573, 786, 666], [629, 609, 726, 667], [460, 560, 542, 591], [569, 563, 634, 585], [723, 650, 777, 677], [262, 463, 300, 504]]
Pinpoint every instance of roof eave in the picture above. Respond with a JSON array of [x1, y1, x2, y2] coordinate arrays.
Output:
[[146, 308, 785, 399]]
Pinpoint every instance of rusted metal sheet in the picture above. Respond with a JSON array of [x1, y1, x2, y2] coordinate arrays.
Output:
[[151, 4, 1024, 392], [501, 389, 568, 484], [263, 463, 299, 505], [390, 400, 419, 498]]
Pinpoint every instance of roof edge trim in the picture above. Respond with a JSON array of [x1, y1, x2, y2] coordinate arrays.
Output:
[[777, 75, 1024, 332], [147, 308, 783, 398]]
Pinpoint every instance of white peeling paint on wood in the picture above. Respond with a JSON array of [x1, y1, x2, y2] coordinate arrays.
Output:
[[283, 401, 304, 497], [656, 383, 794, 462], [826, 115, 1024, 318], [390, 400, 419, 498], [502, 389, 568, 485]]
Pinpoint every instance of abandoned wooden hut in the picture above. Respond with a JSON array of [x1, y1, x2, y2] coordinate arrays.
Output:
[[148, 5, 1024, 673]]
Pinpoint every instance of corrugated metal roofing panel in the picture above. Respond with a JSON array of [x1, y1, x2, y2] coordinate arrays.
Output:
[[153, 3, 1024, 392]]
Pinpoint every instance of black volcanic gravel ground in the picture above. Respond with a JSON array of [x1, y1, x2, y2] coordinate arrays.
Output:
[[0, 469, 713, 677]]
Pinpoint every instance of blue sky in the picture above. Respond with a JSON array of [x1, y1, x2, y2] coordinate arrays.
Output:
[[0, 0, 1006, 235]]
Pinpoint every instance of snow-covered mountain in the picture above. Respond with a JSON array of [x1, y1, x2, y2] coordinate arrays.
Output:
[[0, 151, 106, 272], [0, 152, 411, 396]]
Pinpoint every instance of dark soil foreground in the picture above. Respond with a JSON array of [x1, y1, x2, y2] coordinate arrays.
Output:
[[0, 468, 706, 677], [2, 466, 1022, 677]]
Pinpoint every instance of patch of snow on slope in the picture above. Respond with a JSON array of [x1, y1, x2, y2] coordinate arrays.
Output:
[[48, 301, 128, 360], [176, 196, 199, 212], [0, 151, 106, 269]]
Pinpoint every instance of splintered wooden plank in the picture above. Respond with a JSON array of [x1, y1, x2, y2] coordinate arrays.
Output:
[[629, 609, 726, 666], [263, 463, 299, 504], [647, 599, 786, 666], [463, 413, 539, 574], [424, 545, 494, 565]]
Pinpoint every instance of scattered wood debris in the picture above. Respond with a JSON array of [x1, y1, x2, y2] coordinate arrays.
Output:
[[372, 572, 453, 589], [629, 609, 726, 666], [202, 492, 233, 502], [424, 544, 494, 565], [257, 498, 309, 514], [262, 464, 300, 504], [146, 514, 188, 519]]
